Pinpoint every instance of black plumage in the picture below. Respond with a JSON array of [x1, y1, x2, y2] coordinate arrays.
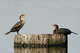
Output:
[[52, 24, 78, 35], [5, 14, 25, 35]]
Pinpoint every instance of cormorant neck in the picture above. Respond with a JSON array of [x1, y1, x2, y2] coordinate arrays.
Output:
[[19, 17, 25, 22], [19, 18, 25, 23], [55, 26, 59, 30]]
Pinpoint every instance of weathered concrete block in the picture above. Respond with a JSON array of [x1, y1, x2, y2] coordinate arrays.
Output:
[[14, 34, 66, 47]]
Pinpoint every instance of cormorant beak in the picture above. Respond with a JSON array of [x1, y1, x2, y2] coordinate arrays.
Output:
[[51, 24, 55, 29]]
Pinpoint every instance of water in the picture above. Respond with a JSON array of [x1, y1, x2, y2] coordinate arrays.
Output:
[[14, 47, 66, 53]]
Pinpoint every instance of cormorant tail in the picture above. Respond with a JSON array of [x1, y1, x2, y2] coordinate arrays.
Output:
[[72, 32, 78, 35], [5, 32, 11, 35]]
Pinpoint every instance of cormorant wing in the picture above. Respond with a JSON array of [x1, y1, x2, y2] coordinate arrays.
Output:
[[12, 21, 21, 28], [10, 21, 22, 31], [59, 28, 72, 35], [60, 28, 71, 32]]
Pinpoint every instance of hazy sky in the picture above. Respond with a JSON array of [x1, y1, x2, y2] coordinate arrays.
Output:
[[0, 0, 80, 53]]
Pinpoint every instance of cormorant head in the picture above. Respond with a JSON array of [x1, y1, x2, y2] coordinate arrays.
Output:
[[51, 24, 59, 30], [19, 14, 26, 21]]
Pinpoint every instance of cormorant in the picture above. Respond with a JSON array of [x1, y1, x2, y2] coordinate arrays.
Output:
[[52, 24, 78, 35], [5, 14, 26, 35]]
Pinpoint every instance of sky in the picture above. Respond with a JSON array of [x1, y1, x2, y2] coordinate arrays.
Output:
[[0, 0, 80, 53]]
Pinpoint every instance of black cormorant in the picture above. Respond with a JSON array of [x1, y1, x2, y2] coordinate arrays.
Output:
[[5, 14, 26, 35], [52, 24, 78, 35]]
